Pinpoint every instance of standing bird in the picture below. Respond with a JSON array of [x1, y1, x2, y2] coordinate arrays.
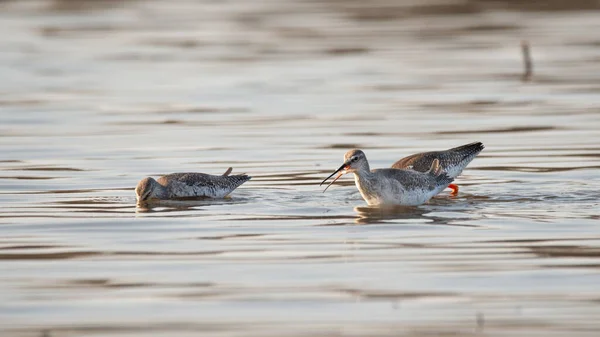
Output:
[[391, 142, 484, 195], [321, 149, 453, 206], [135, 167, 250, 203]]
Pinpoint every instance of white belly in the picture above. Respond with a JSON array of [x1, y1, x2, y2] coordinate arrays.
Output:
[[354, 175, 435, 206]]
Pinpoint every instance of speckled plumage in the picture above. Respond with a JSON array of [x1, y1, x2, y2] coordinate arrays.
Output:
[[321, 149, 453, 206], [391, 142, 484, 178], [136, 167, 250, 203]]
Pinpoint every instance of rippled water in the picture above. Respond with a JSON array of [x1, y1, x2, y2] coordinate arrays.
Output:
[[1, 0, 600, 336]]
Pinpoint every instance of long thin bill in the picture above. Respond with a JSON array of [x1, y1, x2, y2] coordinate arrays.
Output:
[[320, 163, 347, 186], [322, 171, 344, 193]]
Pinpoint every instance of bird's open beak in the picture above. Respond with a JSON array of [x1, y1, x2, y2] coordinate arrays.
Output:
[[320, 162, 349, 193]]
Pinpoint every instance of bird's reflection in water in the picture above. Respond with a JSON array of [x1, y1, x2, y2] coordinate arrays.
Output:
[[135, 196, 249, 214], [353, 205, 431, 224], [353, 203, 458, 226]]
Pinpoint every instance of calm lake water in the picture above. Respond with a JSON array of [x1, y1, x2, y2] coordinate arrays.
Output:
[[1, 0, 600, 336]]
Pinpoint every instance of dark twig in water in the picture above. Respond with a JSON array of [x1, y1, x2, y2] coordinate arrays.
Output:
[[41, 330, 51, 337], [521, 40, 533, 82], [476, 312, 485, 332]]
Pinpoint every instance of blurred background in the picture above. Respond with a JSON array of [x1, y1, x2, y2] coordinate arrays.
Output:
[[1, 0, 600, 336]]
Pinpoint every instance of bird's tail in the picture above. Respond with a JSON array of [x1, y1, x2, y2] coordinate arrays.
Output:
[[221, 167, 250, 185], [449, 141, 485, 163], [227, 174, 252, 187]]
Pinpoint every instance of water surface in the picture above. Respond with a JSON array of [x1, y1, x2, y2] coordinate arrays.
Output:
[[1, 0, 600, 336]]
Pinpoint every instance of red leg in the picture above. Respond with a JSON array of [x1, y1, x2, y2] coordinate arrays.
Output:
[[448, 183, 459, 196]]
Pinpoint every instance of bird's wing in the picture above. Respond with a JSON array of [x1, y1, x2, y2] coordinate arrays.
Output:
[[372, 168, 437, 191]]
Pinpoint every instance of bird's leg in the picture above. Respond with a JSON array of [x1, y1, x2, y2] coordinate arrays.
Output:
[[448, 183, 459, 196]]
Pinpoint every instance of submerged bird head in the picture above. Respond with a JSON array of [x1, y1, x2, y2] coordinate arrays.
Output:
[[320, 149, 370, 192], [135, 177, 158, 203]]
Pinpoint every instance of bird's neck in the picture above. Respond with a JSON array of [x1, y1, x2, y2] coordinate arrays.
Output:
[[352, 167, 374, 182], [353, 163, 372, 176], [352, 169, 379, 204]]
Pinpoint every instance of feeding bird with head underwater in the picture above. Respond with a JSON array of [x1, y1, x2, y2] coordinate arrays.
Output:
[[135, 167, 250, 204]]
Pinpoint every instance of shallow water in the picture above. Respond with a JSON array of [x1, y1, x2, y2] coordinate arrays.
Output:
[[1, 0, 600, 336]]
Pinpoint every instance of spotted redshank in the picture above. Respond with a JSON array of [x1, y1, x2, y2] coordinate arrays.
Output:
[[135, 167, 250, 203], [321, 149, 454, 206], [391, 142, 484, 195]]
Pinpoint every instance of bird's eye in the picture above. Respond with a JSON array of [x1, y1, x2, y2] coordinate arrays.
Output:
[[352, 156, 358, 162]]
